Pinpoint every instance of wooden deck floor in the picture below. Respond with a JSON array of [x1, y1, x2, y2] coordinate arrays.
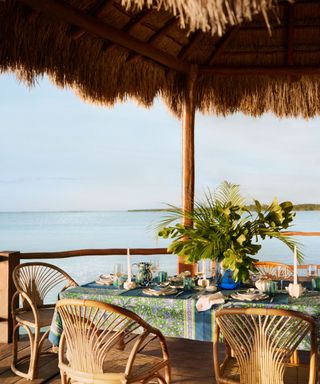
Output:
[[0, 337, 318, 383], [0, 337, 216, 384]]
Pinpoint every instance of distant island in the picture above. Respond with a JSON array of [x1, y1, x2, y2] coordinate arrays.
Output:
[[129, 204, 320, 212], [293, 204, 320, 211]]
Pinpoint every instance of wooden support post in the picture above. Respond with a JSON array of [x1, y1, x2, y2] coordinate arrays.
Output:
[[179, 68, 197, 275], [0, 251, 20, 343]]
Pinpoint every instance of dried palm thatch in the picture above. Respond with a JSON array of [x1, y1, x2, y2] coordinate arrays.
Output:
[[0, 0, 320, 118], [122, 0, 278, 35]]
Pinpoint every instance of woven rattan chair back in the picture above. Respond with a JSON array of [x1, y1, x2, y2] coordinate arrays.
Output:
[[13, 262, 78, 308], [254, 261, 293, 280], [11, 262, 77, 380], [214, 308, 317, 384], [57, 298, 171, 384]]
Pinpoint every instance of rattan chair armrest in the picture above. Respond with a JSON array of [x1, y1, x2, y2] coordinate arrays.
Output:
[[60, 281, 79, 293], [11, 291, 20, 317], [125, 330, 149, 376], [16, 291, 40, 325]]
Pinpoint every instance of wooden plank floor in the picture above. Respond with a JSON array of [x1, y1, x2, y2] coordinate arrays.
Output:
[[0, 338, 318, 383], [0, 338, 216, 383]]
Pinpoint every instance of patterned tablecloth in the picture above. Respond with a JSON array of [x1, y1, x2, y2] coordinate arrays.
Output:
[[48, 282, 320, 350]]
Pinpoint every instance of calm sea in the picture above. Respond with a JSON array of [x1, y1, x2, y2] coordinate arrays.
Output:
[[0, 210, 319, 284]]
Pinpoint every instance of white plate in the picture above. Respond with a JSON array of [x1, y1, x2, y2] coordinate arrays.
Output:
[[230, 292, 269, 301], [95, 279, 113, 286], [143, 288, 178, 296]]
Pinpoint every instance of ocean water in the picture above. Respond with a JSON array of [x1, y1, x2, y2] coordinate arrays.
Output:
[[0, 210, 319, 285]]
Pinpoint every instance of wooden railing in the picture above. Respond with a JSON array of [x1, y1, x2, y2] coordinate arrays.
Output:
[[0, 248, 170, 343], [20, 248, 170, 259]]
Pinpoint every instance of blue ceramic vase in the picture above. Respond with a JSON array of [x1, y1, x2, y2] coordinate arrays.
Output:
[[219, 269, 240, 290]]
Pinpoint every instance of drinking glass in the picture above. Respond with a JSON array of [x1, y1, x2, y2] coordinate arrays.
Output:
[[307, 264, 318, 277], [315, 277, 320, 291], [151, 259, 160, 273], [113, 263, 123, 276], [158, 271, 168, 284], [265, 281, 272, 294], [265, 281, 277, 296], [270, 281, 277, 296], [183, 277, 195, 291]]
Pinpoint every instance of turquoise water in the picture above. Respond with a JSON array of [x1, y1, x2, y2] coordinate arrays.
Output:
[[0, 210, 319, 284]]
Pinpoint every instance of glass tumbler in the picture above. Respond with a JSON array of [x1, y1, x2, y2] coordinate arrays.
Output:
[[316, 277, 320, 291], [113, 263, 123, 276], [183, 277, 194, 291], [308, 264, 318, 277], [158, 271, 168, 284]]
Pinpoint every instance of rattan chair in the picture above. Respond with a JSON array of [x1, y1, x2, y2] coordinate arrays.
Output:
[[57, 298, 171, 384], [213, 307, 318, 384], [11, 262, 78, 380], [254, 261, 294, 280]]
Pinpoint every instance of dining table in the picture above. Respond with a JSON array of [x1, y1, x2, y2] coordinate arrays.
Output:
[[48, 281, 320, 352]]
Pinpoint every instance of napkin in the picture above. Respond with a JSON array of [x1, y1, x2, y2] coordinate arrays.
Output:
[[196, 292, 225, 312]]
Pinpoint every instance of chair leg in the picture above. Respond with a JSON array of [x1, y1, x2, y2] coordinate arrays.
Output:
[[164, 364, 171, 384], [290, 350, 300, 365], [11, 322, 19, 371], [60, 369, 68, 384], [28, 325, 41, 379], [11, 323, 42, 380]]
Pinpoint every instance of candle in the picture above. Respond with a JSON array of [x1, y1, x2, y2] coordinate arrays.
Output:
[[220, 261, 224, 276], [202, 259, 206, 277], [127, 248, 132, 282], [293, 245, 298, 285]]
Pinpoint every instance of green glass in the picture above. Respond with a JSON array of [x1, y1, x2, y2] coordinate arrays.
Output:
[[315, 277, 320, 291], [183, 277, 194, 291], [158, 271, 168, 283], [266, 281, 277, 295], [270, 281, 277, 295]]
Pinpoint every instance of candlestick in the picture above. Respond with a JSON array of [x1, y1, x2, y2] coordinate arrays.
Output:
[[293, 245, 298, 285], [127, 248, 132, 282]]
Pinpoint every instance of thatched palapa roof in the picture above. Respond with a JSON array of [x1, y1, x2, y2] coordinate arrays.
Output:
[[1, 0, 320, 117]]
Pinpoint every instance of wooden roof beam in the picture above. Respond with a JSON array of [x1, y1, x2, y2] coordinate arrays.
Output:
[[127, 16, 177, 63], [18, 0, 190, 73], [178, 31, 202, 60], [70, 0, 114, 40], [145, 17, 177, 44], [201, 65, 320, 75], [102, 7, 151, 52], [205, 25, 240, 65], [286, 3, 295, 66]]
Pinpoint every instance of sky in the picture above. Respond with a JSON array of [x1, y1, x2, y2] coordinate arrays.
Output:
[[0, 73, 320, 211]]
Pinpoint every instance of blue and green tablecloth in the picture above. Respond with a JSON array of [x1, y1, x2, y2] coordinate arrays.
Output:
[[48, 282, 320, 350]]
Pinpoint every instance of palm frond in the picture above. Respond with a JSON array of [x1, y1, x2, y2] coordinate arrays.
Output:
[[214, 181, 246, 207], [259, 230, 304, 263]]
